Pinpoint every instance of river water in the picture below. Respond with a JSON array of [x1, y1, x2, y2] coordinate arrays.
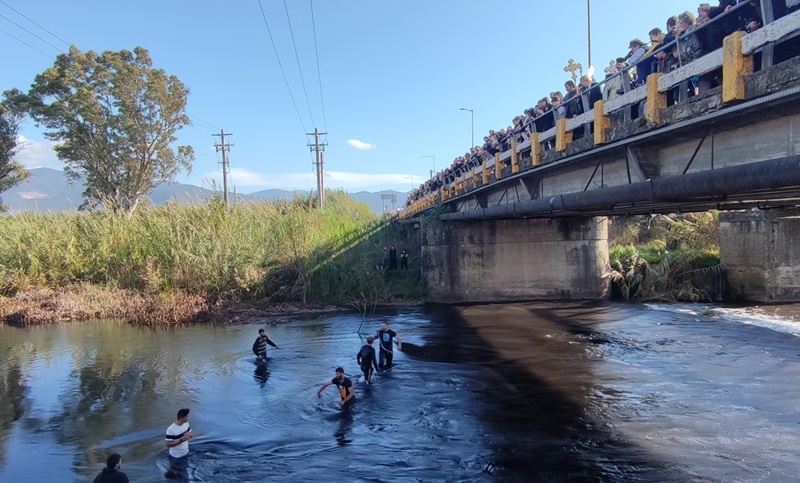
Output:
[[0, 302, 799, 482]]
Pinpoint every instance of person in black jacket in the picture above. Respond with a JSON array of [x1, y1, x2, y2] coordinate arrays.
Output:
[[252, 328, 278, 361], [93, 454, 129, 483], [388, 245, 398, 270], [357, 337, 379, 383]]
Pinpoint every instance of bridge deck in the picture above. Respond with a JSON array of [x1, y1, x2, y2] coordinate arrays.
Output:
[[403, 12, 800, 220]]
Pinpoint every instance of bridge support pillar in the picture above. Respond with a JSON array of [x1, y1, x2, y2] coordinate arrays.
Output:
[[720, 209, 800, 302], [421, 217, 609, 303]]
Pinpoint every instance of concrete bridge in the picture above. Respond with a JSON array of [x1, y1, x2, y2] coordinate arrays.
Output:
[[402, 13, 800, 304]]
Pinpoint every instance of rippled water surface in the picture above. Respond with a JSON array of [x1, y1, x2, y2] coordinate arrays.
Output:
[[0, 302, 799, 482]]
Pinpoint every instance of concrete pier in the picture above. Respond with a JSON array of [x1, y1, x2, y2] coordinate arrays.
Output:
[[720, 209, 800, 303], [421, 217, 609, 303]]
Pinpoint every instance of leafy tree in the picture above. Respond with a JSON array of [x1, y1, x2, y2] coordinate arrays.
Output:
[[0, 103, 30, 211], [7, 46, 194, 217]]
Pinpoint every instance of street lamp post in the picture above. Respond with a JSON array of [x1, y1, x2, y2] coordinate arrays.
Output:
[[587, 0, 592, 69], [459, 108, 474, 149], [423, 155, 436, 178]]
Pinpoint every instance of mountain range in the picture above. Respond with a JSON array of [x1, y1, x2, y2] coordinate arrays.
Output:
[[1, 168, 409, 214]]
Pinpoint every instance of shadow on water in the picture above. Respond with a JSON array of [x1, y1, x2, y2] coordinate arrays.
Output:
[[403, 301, 692, 482]]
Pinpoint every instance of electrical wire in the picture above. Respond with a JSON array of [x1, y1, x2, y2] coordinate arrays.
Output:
[[0, 26, 54, 59], [256, 0, 311, 140], [0, 12, 64, 53], [282, 0, 316, 128], [187, 113, 220, 132], [309, 0, 328, 135], [0, 0, 70, 47]]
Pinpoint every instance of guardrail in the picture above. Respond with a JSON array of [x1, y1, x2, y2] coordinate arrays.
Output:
[[401, 9, 800, 220]]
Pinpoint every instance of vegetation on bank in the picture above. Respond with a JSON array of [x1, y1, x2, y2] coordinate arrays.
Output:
[[0, 192, 423, 326], [608, 212, 721, 302]]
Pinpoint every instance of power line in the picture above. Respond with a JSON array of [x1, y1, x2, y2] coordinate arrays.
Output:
[[310, 0, 328, 133], [0, 26, 54, 59], [187, 113, 220, 131], [256, 0, 311, 140], [0, 0, 70, 47], [282, 0, 316, 128], [0, 12, 64, 53]]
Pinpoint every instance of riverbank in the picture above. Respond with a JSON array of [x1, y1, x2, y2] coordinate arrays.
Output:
[[0, 284, 347, 327]]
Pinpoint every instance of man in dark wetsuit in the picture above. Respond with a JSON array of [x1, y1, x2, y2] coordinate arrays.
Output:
[[375, 322, 402, 370], [357, 337, 379, 383], [93, 453, 129, 483], [317, 367, 356, 407], [252, 328, 278, 361]]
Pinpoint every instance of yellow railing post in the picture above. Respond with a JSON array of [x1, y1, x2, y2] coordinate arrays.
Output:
[[511, 142, 519, 173], [593, 99, 611, 144], [495, 152, 502, 179], [644, 73, 666, 124], [723, 31, 753, 103], [482, 159, 489, 185], [531, 132, 541, 166], [556, 117, 572, 152]]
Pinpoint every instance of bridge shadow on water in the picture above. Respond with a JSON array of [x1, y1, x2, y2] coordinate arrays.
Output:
[[402, 301, 694, 482]]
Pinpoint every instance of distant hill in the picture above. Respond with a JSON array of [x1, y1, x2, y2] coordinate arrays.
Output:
[[2, 168, 408, 214]]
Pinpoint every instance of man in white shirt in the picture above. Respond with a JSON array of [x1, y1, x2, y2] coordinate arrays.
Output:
[[165, 408, 193, 479]]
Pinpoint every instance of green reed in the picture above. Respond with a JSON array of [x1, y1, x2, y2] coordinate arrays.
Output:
[[0, 191, 420, 305]]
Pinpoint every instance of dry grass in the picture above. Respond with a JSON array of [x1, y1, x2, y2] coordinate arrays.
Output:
[[0, 284, 352, 327], [0, 284, 210, 326]]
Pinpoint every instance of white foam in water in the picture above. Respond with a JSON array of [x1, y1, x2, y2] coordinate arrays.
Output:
[[645, 303, 800, 337]]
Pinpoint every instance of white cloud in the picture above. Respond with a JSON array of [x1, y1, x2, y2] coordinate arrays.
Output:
[[347, 139, 376, 151], [14, 135, 62, 169], [198, 168, 425, 192]]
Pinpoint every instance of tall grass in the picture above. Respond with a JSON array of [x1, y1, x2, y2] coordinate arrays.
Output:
[[0, 191, 421, 309], [608, 212, 721, 302]]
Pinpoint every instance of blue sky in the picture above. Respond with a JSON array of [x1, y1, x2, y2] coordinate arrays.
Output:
[[2, 0, 683, 193]]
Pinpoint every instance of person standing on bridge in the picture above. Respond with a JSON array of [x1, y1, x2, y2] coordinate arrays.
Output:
[[375, 322, 402, 370], [252, 328, 278, 362]]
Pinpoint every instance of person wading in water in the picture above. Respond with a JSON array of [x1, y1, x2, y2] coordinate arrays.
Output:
[[317, 367, 356, 407], [357, 337, 379, 383], [252, 328, 278, 362], [375, 322, 402, 370]]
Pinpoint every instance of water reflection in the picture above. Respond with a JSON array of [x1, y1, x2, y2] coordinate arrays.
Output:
[[0, 363, 26, 465], [253, 360, 270, 385]]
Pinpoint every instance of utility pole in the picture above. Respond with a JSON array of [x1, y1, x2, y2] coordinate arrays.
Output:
[[307, 128, 328, 209], [213, 130, 234, 205]]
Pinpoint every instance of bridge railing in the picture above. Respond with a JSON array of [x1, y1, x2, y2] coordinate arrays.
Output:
[[401, 7, 800, 220]]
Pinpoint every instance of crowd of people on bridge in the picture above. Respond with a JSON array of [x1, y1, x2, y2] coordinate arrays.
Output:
[[405, 0, 799, 208]]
